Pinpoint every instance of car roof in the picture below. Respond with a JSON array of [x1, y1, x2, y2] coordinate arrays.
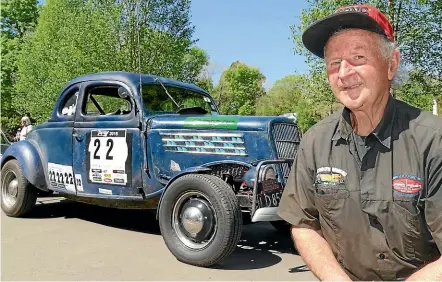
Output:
[[60, 71, 208, 96]]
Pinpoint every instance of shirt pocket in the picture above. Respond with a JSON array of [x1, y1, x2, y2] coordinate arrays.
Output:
[[314, 174, 350, 210], [388, 192, 425, 260]]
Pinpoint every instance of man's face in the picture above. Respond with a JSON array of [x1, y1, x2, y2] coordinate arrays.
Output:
[[324, 29, 397, 110]]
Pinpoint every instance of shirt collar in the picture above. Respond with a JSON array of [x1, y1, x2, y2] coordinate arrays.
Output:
[[332, 95, 396, 149]]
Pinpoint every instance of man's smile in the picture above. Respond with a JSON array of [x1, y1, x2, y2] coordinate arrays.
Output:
[[342, 83, 362, 91]]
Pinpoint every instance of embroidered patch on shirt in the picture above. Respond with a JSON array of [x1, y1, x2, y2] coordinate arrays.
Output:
[[315, 167, 347, 186], [392, 174, 422, 194]]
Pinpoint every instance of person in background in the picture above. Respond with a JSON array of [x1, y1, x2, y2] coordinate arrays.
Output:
[[25, 112, 36, 124], [19, 116, 33, 141], [277, 4, 442, 281]]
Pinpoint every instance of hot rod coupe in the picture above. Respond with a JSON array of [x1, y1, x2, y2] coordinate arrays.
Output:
[[1, 72, 301, 266]]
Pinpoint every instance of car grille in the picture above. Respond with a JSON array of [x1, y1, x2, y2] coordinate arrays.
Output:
[[272, 123, 301, 179]]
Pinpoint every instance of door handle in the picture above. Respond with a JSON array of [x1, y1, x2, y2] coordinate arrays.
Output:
[[73, 131, 83, 141]]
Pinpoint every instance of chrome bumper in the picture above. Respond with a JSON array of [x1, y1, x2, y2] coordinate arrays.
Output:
[[250, 159, 293, 222], [251, 207, 282, 222]]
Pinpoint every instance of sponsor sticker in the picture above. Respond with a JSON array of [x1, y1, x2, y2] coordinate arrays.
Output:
[[98, 188, 112, 195], [113, 178, 124, 184], [184, 117, 239, 130]]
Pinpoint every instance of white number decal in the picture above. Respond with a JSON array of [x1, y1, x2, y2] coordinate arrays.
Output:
[[48, 163, 76, 192], [88, 130, 129, 186]]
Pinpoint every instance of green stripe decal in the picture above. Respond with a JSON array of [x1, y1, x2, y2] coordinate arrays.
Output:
[[184, 117, 239, 129]]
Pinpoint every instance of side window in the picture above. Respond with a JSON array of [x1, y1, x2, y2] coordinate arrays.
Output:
[[83, 86, 132, 116], [60, 90, 79, 117]]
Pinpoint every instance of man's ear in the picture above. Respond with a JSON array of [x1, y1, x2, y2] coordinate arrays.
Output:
[[388, 49, 400, 81]]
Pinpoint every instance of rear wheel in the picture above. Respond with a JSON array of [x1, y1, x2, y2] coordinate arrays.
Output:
[[1, 159, 37, 217], [158, 174, 242, 267]]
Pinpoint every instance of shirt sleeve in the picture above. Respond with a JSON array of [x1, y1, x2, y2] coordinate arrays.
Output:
[[277, 131, 320, 230], [424, 134, 442, 251]]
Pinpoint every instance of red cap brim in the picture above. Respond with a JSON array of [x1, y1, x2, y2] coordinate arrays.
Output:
[[302, 11, 389, 58]]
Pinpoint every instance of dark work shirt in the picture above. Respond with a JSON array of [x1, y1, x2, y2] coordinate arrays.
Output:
[[277, 95, 442, 281], [352, 131, 369, 162]]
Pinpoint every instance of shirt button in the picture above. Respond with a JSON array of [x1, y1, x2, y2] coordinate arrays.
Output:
[[379, 253, 386, 259]]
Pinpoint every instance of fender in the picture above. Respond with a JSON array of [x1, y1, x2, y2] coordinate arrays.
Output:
[[155, 160, 252, 219], [1, 141, 47, 190], [155, 166, 211, 219]]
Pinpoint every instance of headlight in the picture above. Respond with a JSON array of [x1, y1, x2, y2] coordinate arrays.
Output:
[[243, 165, 278, 187]]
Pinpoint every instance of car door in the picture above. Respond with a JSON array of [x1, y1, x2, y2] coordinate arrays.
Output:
[[41, 84, 80, 194], [72, 81, 143, 198]]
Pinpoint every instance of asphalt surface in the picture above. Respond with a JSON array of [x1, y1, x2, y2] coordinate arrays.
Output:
[[1, 196, 317, 281]]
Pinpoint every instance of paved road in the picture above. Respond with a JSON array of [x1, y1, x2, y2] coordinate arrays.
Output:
[[1, 196, 316, 281]]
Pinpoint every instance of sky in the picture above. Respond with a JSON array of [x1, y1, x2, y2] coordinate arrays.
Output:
[[190, 0, 310, 89]]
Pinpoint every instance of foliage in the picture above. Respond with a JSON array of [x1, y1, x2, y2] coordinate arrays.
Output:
[[256, 73, 340, 132], [1, 0, 39, 135], [256, 75, 305, 116], [195, 76, 214, 94], [14, 0, 209, 124], [395, 70, 436, 112], [213, 61, 266, 115]]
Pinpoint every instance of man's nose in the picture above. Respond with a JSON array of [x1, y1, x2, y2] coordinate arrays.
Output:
[[338, 60, 355, 79]]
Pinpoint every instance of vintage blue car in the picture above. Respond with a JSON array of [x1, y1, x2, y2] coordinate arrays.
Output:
[[0, 72, 301, 266]]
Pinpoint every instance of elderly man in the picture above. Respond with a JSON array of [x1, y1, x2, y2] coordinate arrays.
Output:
[[277, 4, 442, 281]]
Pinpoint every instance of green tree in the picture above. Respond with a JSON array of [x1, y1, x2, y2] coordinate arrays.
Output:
[[291, 0, 442, 125], [1, 0, 39, 135], [15, 0, 209, 123], [395, 70, 436, 112], [256, 73, 340, 132], [256, 74, 306, 116], [15, 0, 121, 122], [213, 61, 266, 115]]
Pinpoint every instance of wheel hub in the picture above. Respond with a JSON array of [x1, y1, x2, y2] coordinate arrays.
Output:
[[180, 198, 214, 241], [172, 191, 217, 249], [2, 170, 18, 208], [8, 179, 19, 197]]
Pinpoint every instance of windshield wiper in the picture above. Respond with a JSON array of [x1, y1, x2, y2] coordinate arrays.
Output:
[[154, 78, 180, 109]]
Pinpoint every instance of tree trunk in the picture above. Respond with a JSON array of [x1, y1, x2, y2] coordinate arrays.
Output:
[[433, 96, 439, 116]]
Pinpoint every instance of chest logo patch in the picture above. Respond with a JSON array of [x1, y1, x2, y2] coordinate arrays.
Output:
[[315, 167, 347, 186], [392, 174, 422, 194]]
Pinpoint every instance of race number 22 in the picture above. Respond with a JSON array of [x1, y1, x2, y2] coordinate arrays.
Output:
[[87, 130, 129, 186]]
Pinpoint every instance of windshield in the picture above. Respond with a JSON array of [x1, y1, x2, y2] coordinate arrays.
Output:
[[141, 84, 218, 114]]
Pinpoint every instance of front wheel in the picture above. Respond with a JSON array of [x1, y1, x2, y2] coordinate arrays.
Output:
[[1, 159, 37, 217], [158, 174, 242, 267]]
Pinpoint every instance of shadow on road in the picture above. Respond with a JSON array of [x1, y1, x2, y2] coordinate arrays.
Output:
[[24, 196, 306, 271], [29, 197, 161, 234], [213, 221, 300, 270]]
